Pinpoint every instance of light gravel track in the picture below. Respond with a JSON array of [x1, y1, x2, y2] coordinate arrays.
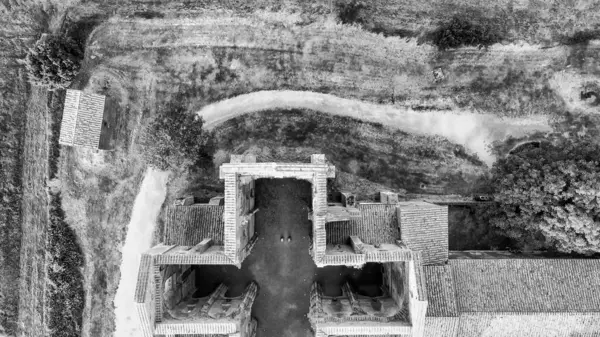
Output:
[[197, 90, 553, 166], [113, 168, 169, 337]]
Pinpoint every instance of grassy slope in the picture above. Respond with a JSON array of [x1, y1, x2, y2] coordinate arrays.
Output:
[[362, 0, 600, 43], [87, 0, 600, 45], [87, 13, 600, 122], [55, 81, 146, 337], [209, 109, 487, 194], [58, 149, 145, 337]]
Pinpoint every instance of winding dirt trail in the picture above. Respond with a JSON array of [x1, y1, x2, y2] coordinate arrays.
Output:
[[196, 90, 552, 166], [113, 168, 170, 337]]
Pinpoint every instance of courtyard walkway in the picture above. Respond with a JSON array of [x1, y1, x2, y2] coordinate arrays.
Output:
[[196, 178, 382, 337]]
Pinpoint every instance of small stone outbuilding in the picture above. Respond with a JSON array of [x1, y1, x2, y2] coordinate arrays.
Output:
[[59, 89, 106, 149]]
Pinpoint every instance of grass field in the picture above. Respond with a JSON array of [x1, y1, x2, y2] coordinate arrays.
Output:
[[16, 86, 50, 337], [84, 13, 598, 120], [0, 5, 42, 334]]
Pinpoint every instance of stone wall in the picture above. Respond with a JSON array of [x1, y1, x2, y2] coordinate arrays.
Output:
[[312, 171, 328, 265], [383, 261, 407, 314], [425, 312, 600, 337], [397, 202, 448, 265], [236, 176, 255, 256], [408, 252, 428, 337], [153, 245, 234, 265], [219, 155, 334, 266], [135, 245, 176, 337], [223, 173, 238, 263]]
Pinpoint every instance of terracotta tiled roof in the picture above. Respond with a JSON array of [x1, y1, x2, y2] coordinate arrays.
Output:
[[450, 259, 600, 312], [454, 312, 600, 337], [59, 89, 105, 148], [175, 334, 229, 337], [425, 313, 600, 337], [424, 317, 459, 337], [397, 201, 448, 266], [163, 205, 224, 245], [330, 335, 407, 337], [423, 265, 458, 317], [424, 259, 600, 318], [326, 204, 399, 245]]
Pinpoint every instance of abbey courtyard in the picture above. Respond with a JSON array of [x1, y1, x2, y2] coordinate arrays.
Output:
[[135, 155, 600, 337]]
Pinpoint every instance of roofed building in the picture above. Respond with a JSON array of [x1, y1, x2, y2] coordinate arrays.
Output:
[[424, 259, 600, 337], [59, 89, 106, 149], [309, 253, 428, 337], [135, 154, 600, 337]]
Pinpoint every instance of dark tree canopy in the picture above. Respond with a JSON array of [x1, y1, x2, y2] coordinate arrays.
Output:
[[489, 138, 600, 254], [140, 103, 215, 172], [25, 35, 83, 89], [336, 0, 367, 25], [430, 16, 503, 50]]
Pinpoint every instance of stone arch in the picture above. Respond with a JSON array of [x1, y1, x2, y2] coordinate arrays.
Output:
[[507, 140, 550, 156]]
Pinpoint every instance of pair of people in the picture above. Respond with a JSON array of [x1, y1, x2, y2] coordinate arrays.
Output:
[[280, 235, 292, 242]]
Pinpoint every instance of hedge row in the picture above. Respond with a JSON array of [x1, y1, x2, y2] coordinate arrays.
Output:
[[46, 193, 85, 337]]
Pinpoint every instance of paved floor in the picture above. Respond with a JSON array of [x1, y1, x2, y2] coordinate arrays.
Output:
[[195, 178, 382, 337]]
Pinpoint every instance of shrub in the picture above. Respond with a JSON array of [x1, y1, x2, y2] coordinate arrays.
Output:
[[488, 137, 600, 254], [430, 15, 503, 50], [25, 35, 83, 89], [140, 103, 215, 171], [47, 193, 85, 337], [562, 30, 600, 45], [336, 0, 367, 25]]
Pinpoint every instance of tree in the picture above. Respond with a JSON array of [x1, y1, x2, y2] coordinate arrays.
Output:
[[336, 0, 367, 25], [140, 103, 215, 172], [488, 137, 600, 254], [25, 35, 83, 89], [430, 15, 502, 50]]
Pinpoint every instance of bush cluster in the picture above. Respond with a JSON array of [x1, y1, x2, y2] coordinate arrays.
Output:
[[562, 29, 600, 45], [0, 111, 24, 336], [140, 102, 215, 172], [47, 193, 85, 337], [430, 15, 503, 50], [25, 35, 83, 89], [488, 137, 600, 255], [336, 0, 367, 25]]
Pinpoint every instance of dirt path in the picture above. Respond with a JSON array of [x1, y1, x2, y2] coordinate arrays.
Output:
[[196, 91, 552, 166], [113, 168, 169, 337]]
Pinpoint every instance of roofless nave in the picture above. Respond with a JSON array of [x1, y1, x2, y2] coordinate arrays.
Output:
[[135, 155, 600, 337]]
